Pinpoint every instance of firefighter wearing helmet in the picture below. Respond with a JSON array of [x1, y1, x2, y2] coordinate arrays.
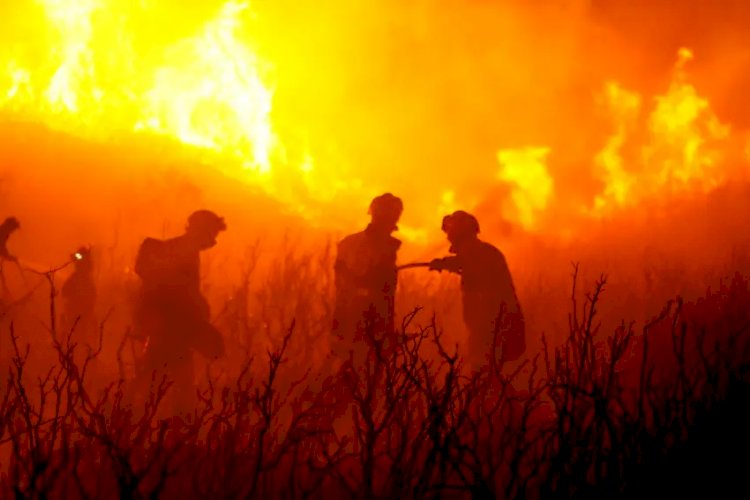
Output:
[[332, 193, 403, 362], [61, 245, 97, 353], [132, 210, 227, 413], [430, 210, 525, 366]]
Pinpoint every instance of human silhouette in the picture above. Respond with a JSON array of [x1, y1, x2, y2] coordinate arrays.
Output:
[[0, 217, 20, 297], [332, 193, 403, 362], [61, 246, 97, 350], [430, 210, 525, 367], [133, 210, 227, 413]]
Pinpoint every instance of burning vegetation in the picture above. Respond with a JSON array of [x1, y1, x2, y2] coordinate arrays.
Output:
[[1, 0, 750, 497]]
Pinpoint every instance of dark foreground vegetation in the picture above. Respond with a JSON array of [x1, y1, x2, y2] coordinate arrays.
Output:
[[1, 266, 750, 499]]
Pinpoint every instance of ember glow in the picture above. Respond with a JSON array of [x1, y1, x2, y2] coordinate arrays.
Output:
[[0, 0, 748, 243]]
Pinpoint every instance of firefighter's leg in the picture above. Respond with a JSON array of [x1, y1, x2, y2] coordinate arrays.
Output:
[[169, 352, 196, 415], [503, 312, 526, 362], [0, 262, 8, 298], [127, 347, 161, 416], [464, 311, 493, 370]]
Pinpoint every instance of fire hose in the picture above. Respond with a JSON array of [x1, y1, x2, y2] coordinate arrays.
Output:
[[398, 260, 461, 274], [1, 254, 82, 311], [397, 262, 432, 271]]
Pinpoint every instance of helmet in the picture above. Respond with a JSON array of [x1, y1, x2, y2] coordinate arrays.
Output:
[[368, 193, 403, 220], [2, 217, 19, 230], [72, 245, 91, 262], [441, 210, 480, 236], [187, 210, 227, 234]]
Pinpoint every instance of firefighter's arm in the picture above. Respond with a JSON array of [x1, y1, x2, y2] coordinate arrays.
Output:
[[196, 293, 211, 320], [334, 242, 375, 289], [0, 243, 17, 262], [429, 256, 461, 274], [133, 242, 150, 279], [362, 245, 398, 289], [363, 262, 398, 290], [334, 249, 353, 283], [342, 262, 391, 289], [334, 246, 363, 291]]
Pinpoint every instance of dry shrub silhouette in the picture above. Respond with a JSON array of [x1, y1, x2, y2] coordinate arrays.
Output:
[[0, 263, 749, 498]]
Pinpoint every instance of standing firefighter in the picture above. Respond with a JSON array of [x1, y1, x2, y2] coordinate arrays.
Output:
[[61, 246, 97, 350], [133, 210, 226, 413], [430, 210, 525, 366], [0, 217, 20, 297], [332, 193, 403, 361]]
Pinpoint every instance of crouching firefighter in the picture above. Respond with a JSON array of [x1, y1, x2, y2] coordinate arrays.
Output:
[[132, 210, 227, 413], [429, 210, 525, 367], [61, 246, 97, 352]]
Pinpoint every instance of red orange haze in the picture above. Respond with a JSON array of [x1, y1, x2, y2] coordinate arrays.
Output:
[[0, 1, 748, 356], [0, 1, 749, 496]]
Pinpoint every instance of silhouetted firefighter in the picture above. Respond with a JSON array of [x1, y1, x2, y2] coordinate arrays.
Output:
[[332, 193, 403, 362], [133, 210, 226, 413], [61, 246, 97, 350], [430, 210, 525, 366], [0, 216, 20, 297]]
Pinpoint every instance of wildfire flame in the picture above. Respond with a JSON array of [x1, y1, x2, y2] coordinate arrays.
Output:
[[135, 1, 274, 172], [592, 48, 732, 215], [3, 0, 274, 170], [1, 1, 747, 243], [497, 147, 553, 231]]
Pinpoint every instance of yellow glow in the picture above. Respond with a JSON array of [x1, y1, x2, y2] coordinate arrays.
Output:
[[3, 0, 274, 169], [135, 1, 274, 172], [0, 2, 744, 243], [43, 0, 98, 113], [497, 147, 554, 230], [592, 48, 730, 215], [437, 190, 457, 217], [397, 224, 428, 244], [647, 70, 729, 187], [594, 82, 640, 209]]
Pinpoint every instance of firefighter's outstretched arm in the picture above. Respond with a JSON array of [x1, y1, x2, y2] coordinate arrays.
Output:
[[134, 238, 166, 280]]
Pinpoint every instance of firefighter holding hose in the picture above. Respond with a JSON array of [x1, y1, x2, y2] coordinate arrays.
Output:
[[427, 210, 526, 367]]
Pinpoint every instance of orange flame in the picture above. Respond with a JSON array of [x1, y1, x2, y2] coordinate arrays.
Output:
[[592, 48, 732, 215], [1, 0, 747, 245]]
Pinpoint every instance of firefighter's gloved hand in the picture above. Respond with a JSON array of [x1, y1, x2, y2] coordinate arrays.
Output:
[[430, 257, 460, 273]]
